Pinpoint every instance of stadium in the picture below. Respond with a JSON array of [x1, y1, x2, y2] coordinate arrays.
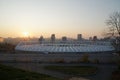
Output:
[[15, 40, 115, 53], [14, 35, 117, 63]]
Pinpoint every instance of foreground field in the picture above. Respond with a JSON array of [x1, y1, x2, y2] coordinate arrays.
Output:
[[0, 64, 61, 80], [45, 66, 98, 76]]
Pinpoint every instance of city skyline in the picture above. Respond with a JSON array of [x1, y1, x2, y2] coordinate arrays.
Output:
[[0, 0, 120, 38]]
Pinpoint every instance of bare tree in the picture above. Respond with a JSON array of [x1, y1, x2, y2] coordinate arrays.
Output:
[[106, 12, 120, 37], [106, 12, 120, 52]]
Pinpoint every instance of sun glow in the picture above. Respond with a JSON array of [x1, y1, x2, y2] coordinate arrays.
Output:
[[23, 32, 29, 37]]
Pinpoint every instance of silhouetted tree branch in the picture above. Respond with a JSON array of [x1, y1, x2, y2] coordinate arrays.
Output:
[[106, 12, 120, 36], [106, 12, 120, 52]]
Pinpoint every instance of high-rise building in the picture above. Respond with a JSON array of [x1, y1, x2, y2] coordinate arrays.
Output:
[[62, 36, 67, 41], [39, 36, 44, 43], [77, 34, 82, 41], [89, 37, 92, 41], [51, 34, 55, 42], [93, 36, 97, 41]]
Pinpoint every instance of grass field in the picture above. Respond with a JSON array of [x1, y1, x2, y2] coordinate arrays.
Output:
[[0, 64, 61, 80], [45, 66, 98, 76]]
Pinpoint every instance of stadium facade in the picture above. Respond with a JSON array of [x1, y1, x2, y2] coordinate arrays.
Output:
[[12, 35, 119, 63], [15, 38, 115, 53]]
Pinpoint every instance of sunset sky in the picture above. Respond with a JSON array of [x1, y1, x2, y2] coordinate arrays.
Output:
[[0, 0, 120, 38]]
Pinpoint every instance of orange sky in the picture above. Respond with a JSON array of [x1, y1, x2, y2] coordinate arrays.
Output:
[[0, 0, 120, 39]]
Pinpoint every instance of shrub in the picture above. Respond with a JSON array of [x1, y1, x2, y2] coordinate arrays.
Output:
[[54, 58, 65, 63], [0, 43, 15, 52], [81, 54, 90, 63], [92, 58, 99, 64]]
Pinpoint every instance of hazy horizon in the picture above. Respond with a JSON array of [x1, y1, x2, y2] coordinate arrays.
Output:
[[0, 0, 120, 38]]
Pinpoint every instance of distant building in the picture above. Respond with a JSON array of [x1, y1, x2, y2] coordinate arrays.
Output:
[[0, 37, 4, 43], [89, 37, 92, 41], [51, 34, 55, 42], [39, 36, 44, 43], [77, 34, 82, 41], [93, 36, 98, 41], [62, 36, 67, 41]]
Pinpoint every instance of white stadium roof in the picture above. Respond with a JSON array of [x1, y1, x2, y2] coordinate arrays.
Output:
[[15, 41, 115, 53]]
